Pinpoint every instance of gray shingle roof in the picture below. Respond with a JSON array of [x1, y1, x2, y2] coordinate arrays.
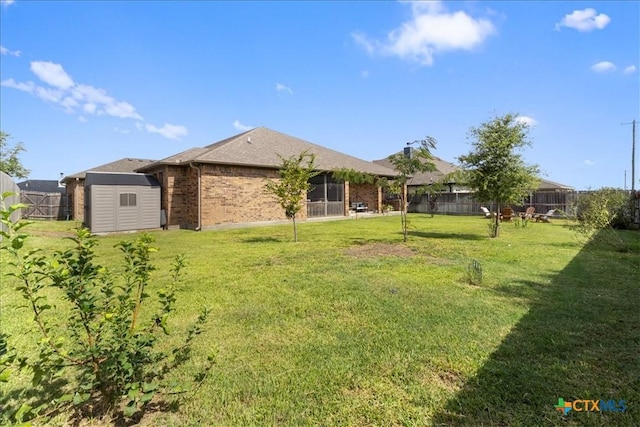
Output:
[[17, 180, 66, 193], [537, 178, 574, 191], [373, 154, 461, 185], [136, 127, 397, 177], [374, 153, 574, 190], [62, 158, 157, 183]]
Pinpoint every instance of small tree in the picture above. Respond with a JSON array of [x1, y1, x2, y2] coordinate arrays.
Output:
[[458, 113, 540, 238], [0, 131, 30, 179], [387, 137, 437, 242], [265, 151, 320, 242]]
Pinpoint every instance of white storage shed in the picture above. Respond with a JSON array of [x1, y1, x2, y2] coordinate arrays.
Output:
[[84, 172, 161, 233]]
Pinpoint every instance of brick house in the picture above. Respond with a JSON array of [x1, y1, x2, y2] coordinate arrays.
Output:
[[62, 158, 156, 222], [135, 127, 397, 230]]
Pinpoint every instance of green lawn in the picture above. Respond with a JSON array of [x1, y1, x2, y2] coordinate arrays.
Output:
[[1, 214, 638, 426]]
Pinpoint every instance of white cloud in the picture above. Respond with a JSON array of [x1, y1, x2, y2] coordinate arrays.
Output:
[[1, 78, 64, 103], [275, 83, 293, 95], [30, 61, 75, 89], [233, 120, 252, 131], [623, 65, 637, 75], [78, 116, 88, 123], [515, 115, 537, 127], [591, 61, 617, 73], [353, 0, 496, 66], [583, 159, 595, 166], [3, 59, 191, 140], [1, 0, 16, 7], [145, 123, 188, 141], [555, 8, 610, 32], [0, 45, 21, 56]]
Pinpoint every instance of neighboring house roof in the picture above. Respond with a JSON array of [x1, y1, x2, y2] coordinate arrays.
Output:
[[373, 153, 461, 186], [85, 172, 160, 187], [62, 158, 157, 183], [136, 127, 397, 177], [536, 178, 574, 191], [374, 152, 575, 190], [17, 179, 66, 193]]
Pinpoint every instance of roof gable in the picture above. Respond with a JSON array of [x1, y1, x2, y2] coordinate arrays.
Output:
[[139, 127, 396, 177]]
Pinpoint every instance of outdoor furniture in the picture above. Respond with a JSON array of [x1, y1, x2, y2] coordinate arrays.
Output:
[[534, 209, 556, 223], [351, 202, 368, 213], [480, 206, 496, 218], [520, 207, 535, 220], [501, 207, 514, 222]]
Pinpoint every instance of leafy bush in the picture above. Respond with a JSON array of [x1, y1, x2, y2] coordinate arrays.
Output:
[[0, 196, 212, 424], [571, 188, 633, 250]]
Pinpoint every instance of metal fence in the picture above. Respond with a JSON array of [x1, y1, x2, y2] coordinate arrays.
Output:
[[20, 191, 71, 220]]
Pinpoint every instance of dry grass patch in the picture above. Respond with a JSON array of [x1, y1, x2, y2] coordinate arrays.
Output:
[[344, 243, 416, 259]]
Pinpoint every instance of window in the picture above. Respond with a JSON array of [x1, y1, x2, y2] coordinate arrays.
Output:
[[120, 193, 137, 207], [307, 174, 343, 202]]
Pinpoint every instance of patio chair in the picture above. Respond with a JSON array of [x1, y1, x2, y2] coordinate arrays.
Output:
[[520, 207, 535, 220], [534, 209, 556, 223], [500, 207, 514, 222], [480, 206, 495, 218]]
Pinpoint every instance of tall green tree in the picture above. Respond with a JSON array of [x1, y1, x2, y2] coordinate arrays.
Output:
[[458, 113, 540, 237], [265, 150, 320, 242], [387, 136, 437, 242], [0, 131, 30, 179]]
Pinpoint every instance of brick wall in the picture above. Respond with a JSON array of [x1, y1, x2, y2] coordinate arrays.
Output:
[[349, 183, 380, 212], [147, 164, 303, 228], [200, 164, 297, 227], [66, 179, 84, 221]]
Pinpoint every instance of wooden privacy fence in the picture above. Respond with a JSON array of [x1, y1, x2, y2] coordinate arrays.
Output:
[[409, 191, 578, 217], [20, 191, 71, 220]]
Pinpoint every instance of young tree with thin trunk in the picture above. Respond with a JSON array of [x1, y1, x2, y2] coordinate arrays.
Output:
[[265, 151, 319, 242], [387, 137, 437, 242], [458, 113, 540, 238]]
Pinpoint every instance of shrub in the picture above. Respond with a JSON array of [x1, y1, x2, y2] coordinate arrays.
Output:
[[571, 188, 633, 250], [0, 196, 212, 424]]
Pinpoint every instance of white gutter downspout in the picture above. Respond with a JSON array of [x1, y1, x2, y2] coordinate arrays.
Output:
[[189, 162, 202, 231]]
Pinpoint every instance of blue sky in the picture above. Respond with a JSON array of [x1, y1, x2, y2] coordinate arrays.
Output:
[[1, 0, 638, 190]]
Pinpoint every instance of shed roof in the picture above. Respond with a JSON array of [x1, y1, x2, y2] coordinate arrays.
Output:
[[62, 158, 156, 183], [18, 180, 66, 193], [136, 127, 397, 177], [85, 172, 160, 187]]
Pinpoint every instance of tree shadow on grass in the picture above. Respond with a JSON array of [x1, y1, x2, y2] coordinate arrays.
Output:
[[241, 236, 283, 243], [432, 233, 640, 426]]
